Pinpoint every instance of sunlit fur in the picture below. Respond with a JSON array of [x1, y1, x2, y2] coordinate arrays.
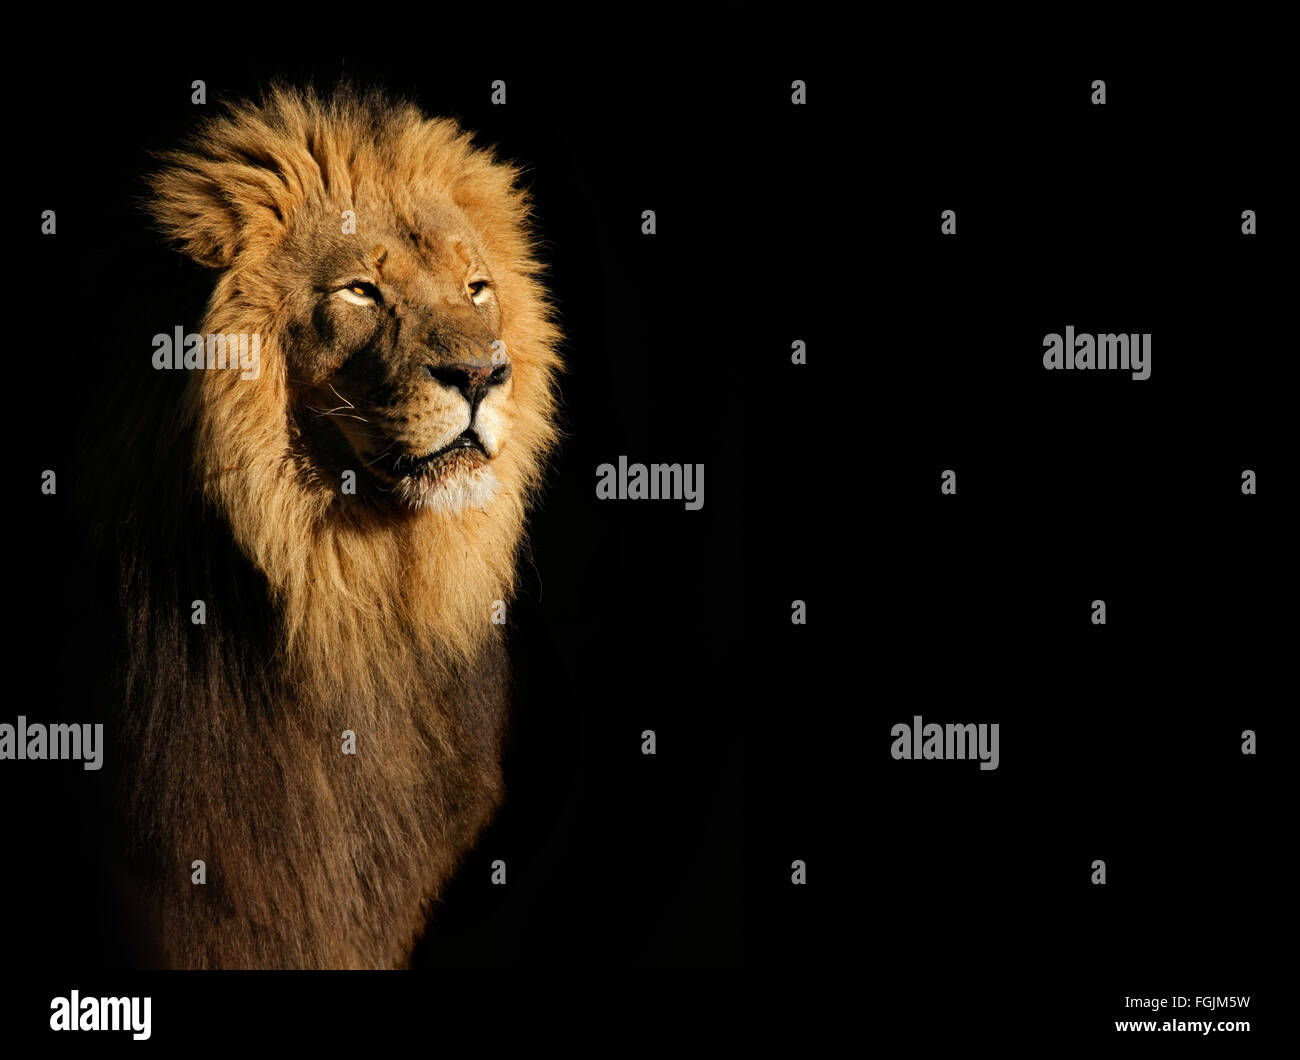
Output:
[[99, 85, 562, 968], [150, 84, 562, 671]]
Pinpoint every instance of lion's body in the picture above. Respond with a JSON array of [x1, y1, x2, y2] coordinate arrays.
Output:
[[115, 488, 511, 968], [95, 86, 561, 968]]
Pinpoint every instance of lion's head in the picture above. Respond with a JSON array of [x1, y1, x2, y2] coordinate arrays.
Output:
[[147, 86, 561, 667]]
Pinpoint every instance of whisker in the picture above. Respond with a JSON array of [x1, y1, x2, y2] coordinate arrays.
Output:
[[364, 442, 398, 469], [328, 384, 358, 411], [306, 404, 371, 423]]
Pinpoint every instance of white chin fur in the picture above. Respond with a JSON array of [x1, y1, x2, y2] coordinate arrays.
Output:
[[395, 465, 500, 513]]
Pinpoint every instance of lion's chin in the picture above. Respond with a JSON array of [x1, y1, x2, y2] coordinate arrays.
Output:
[[389, 459, 501, 514]]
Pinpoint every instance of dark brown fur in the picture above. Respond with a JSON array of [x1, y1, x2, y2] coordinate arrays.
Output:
[[112, 469, 508, 968], [90, 85, 561, 968]]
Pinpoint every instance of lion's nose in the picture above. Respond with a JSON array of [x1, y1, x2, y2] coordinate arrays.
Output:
[[427, 361, 511, 406]]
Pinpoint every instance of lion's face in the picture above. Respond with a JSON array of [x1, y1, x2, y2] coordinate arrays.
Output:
[[149, 88, 560, 529], [281, 201, 514, 513]]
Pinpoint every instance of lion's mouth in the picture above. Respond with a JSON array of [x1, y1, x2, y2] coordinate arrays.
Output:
[[387, 429, 487, 480], [374, 427, 500, 512]]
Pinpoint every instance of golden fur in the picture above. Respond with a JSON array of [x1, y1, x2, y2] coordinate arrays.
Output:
[[151, 84, 561, 671], [97, 85, 562, 967]]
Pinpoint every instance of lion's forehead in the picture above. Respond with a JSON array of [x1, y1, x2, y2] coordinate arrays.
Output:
[[289, 201, 484, 287]]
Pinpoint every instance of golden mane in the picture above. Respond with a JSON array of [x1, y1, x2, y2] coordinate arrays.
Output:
[[87, 85, 566, 967], [149, 84, 562, 687]]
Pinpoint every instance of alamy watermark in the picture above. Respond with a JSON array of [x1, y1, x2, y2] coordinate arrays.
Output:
[[50, 992, 150, 1040], [0, 716, 104, 770], [1043, 326, 1150, 380], [890, 715, 999, 771], [595, 456, 704, 510], [152, 327, 260, 380]]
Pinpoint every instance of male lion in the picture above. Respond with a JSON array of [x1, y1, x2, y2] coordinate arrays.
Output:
[[93, 85, 561, 968]]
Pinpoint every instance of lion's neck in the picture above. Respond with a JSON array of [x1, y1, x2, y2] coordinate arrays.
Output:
[[187, 367, 527, 677]]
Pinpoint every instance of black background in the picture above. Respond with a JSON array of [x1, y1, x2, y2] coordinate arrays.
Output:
[[2, 15, 1288, 1048]]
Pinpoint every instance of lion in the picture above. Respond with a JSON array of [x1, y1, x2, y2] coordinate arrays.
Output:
[[90, 85, 561, 968]]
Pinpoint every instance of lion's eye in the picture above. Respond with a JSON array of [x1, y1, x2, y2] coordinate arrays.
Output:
[[468, 279, 491, 303], [338, 281, 381, 306]]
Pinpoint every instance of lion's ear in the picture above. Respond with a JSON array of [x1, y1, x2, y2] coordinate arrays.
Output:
[[148, 151, 291, 269]]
